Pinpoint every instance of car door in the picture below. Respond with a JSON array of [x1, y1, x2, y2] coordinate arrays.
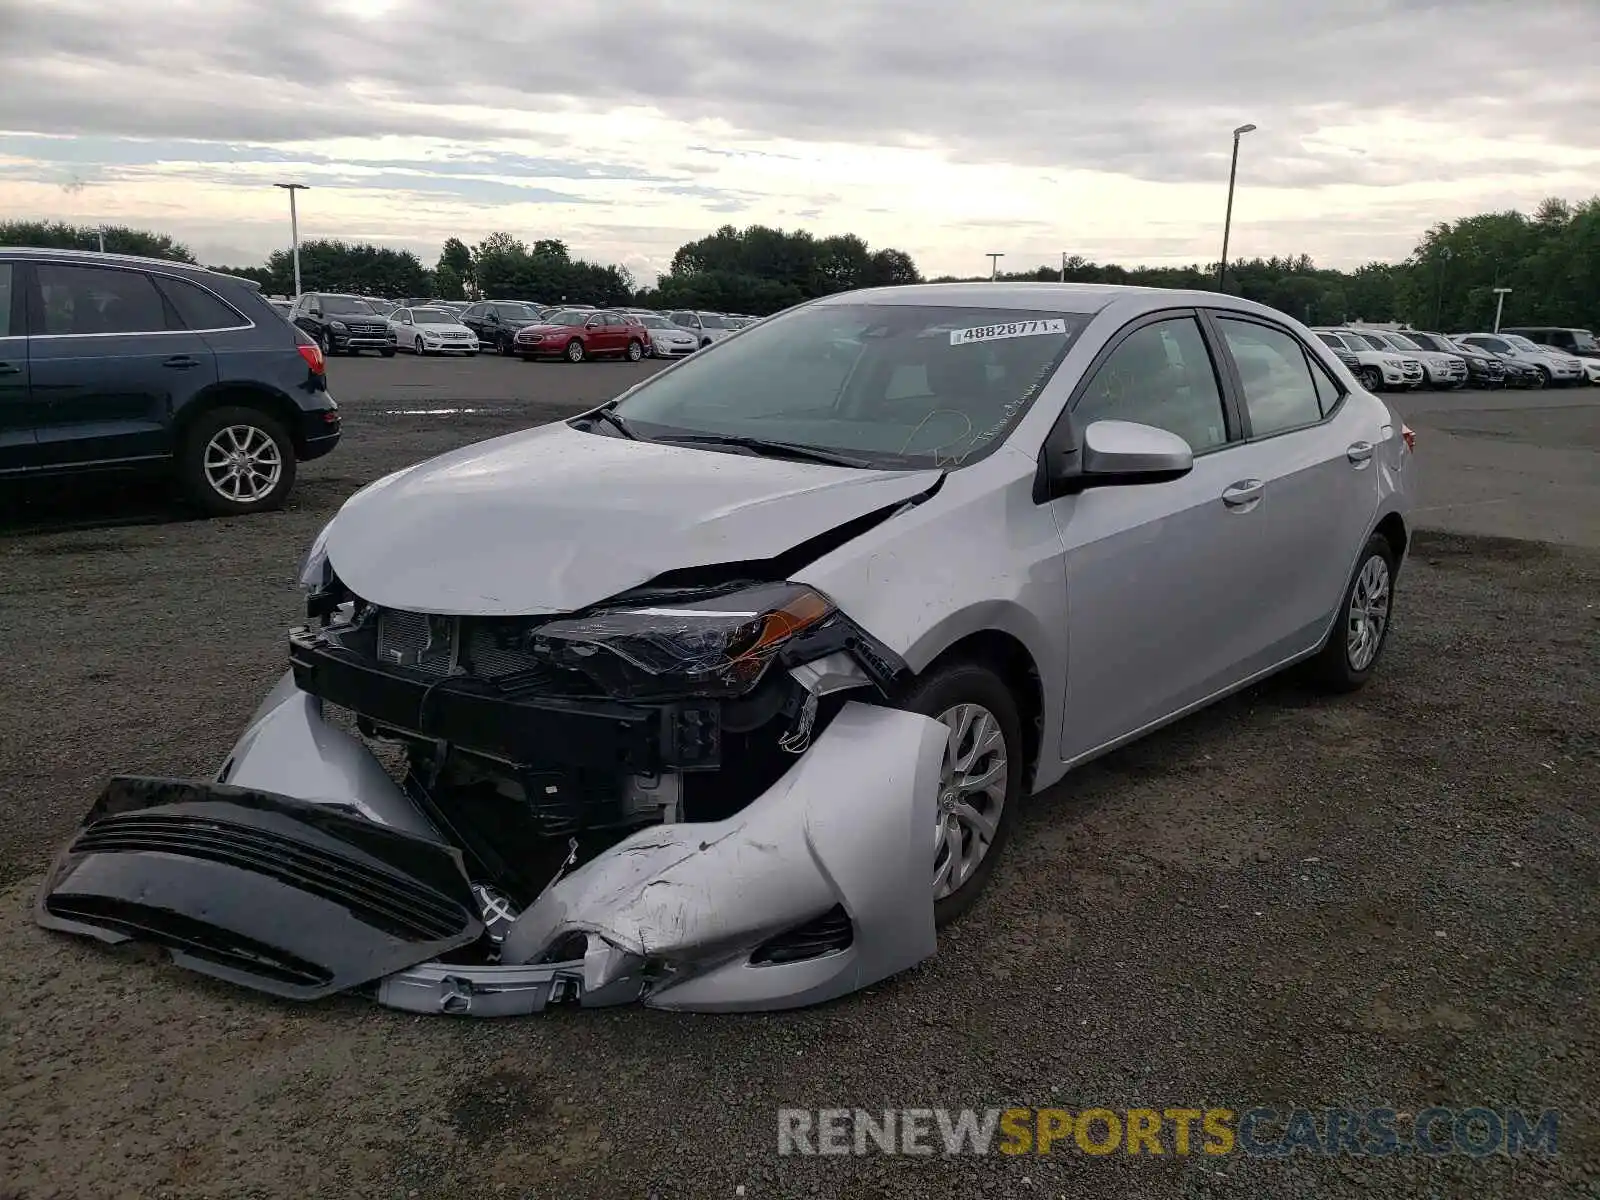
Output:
[[28, 261, 219, 466], [1049, 310, 1266, 761], [1205, 312, 1382, 665], [602, 312, 632, 354], [0, 260, 42, 471]]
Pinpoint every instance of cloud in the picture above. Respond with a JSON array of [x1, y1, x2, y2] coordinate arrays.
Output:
[[0, 0, 1596, 277]]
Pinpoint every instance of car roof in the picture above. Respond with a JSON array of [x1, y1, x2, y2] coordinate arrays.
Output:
[[0, 246, 261, 289], [817, 281, 1304, 321]]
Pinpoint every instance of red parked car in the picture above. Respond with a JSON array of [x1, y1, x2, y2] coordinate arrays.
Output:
[[512, 308, 648, 363]]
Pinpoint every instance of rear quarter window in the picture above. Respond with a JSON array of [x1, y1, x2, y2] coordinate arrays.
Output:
[[157, 276, 250, 330]]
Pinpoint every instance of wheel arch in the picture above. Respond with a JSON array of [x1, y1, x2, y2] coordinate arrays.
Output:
[[902, 627, 1045, 795], [174, 384, 309, 457]]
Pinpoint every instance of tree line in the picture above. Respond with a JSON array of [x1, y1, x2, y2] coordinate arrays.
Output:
[[2, 196, 1595, 329]]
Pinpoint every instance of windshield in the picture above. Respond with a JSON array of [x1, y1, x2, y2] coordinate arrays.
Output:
[[411, 308, 457, 324], [611, 304, 1088, 470], [697, 313, 729, 329], [1383, 332, 1422, 351], [493, 303, 539, 321], [1315, 333, 1345, 350], [322, 296, 376, 315], [1407, 333, 1444, 352], [544, 310, 589, 325], [1572, 330, 1598, 351], [638, 314, 672, 329], [1503, 334, 1540, 351], [1354, 333, 1390, 351]]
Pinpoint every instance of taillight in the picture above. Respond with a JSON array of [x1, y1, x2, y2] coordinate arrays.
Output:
[[298, 342, 325, 375], [1401, 423, 1415, 452]]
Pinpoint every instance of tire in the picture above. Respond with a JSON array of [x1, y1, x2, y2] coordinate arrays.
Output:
[[625, 339, 643, 362], [319, 330, 338, 357], [1309, 532, 1398, 692], [701, 338, 712, 349], [897, 660, 1024, 927], [414, 335, 427, 356], [498, 335, 514, 357], [565, 338, 586, 363], [177, 405, 297, 517], [380, 348, 396, 358], [1530, 368, 1547, 390], [1358, 365, 1382, 391]]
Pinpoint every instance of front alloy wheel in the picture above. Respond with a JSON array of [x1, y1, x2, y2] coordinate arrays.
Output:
[[932, 703, 1008, 903], [566, 338, 586, 363]]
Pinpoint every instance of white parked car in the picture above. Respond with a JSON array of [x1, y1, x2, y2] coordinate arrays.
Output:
[[1312, 330, 1423, 391], [1362, 330, 1466, 389], [387, 306, 481, 356], [669, 310, 735, 348], [1453, 333, 1586, 387], [634, 312, 700, 358]]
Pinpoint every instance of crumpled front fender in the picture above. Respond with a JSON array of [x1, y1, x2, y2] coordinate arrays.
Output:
[[500, 703, 947, 1012]]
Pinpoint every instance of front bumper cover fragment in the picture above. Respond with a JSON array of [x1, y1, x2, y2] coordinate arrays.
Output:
[[37, 674, 949, 1015]]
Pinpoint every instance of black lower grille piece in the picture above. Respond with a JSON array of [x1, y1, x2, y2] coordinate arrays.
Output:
[[750, 905, 854, 965], [35, 777, 485, 1002], [42, 895, 333, 988]]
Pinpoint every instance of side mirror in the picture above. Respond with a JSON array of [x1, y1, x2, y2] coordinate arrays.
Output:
[[1035, 419, 1194, 501]]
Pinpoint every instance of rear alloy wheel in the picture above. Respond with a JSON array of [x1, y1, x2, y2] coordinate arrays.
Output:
[[625, 339, 643, 362], [898, 661, 1023, 927], [179, 405, 297, 517], [565, 338, 586, 363], [1310, 532, 1397, 691], [1358, 365, 1382, 391]]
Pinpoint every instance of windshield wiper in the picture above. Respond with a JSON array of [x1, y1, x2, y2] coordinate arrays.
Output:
[[584, 404, 638, 440], [653, 432, 872, 468]]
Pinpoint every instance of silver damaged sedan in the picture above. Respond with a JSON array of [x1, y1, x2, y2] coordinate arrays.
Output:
[[38, 283, 1415, 1016]]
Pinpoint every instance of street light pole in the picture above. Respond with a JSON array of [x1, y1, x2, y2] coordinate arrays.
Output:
[[1217, 123, 1256, 292], [1433, 246, 1453, 329], [1061, 251, 1067, 283], [1492, 287, 1512, 333], [985, 252, 1005, 280], [274, 183, 310, 297]]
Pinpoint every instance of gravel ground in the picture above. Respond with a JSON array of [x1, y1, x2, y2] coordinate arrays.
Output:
[[0, 361, 1596, 1198]]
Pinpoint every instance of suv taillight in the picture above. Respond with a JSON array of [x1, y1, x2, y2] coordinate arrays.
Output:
[[1401, 423, 1416, 452], [298, 342, 326, 375]]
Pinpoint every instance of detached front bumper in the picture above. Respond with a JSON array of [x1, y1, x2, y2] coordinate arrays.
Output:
[[37, 672, 948, 1016]]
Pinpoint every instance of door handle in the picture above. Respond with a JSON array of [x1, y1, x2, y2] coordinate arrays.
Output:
[[1347, 441, 1374, 465], [0, 362, 21, 376], [163, 355, 201, 369], [1221, 480, 1264, 509]]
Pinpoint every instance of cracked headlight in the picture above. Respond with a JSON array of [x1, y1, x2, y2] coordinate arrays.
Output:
[[297, 519, 334, 590], [528, 583, 837, 699]]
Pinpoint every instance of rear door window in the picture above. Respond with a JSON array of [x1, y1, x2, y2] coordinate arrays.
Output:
[[36, 264, 171, 335], [1214, 317, 1325, 437]]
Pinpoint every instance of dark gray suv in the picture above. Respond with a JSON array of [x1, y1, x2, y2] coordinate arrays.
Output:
[[0, 248, 341, 516]]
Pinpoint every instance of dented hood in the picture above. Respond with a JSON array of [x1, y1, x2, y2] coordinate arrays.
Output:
[[325, 420, 941, 615]]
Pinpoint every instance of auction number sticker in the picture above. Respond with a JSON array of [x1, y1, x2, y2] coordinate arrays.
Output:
[[950, 318, 1067, 346]]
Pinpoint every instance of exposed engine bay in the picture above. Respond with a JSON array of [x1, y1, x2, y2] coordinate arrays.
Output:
[[285, 566, 914, 929]]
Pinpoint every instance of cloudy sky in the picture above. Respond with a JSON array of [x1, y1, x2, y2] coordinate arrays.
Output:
[[2, 0, 1597, 283]]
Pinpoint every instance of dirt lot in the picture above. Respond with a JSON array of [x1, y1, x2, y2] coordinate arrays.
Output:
[[0, 360, 1596, 1198]]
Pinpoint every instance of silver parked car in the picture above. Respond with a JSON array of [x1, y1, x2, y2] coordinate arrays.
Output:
[[38, 284, 1414, 1017]]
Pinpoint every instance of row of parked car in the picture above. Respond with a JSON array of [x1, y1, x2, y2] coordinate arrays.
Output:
[[268, 293, 761, 363], [1312, 325, 1600, 390]]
